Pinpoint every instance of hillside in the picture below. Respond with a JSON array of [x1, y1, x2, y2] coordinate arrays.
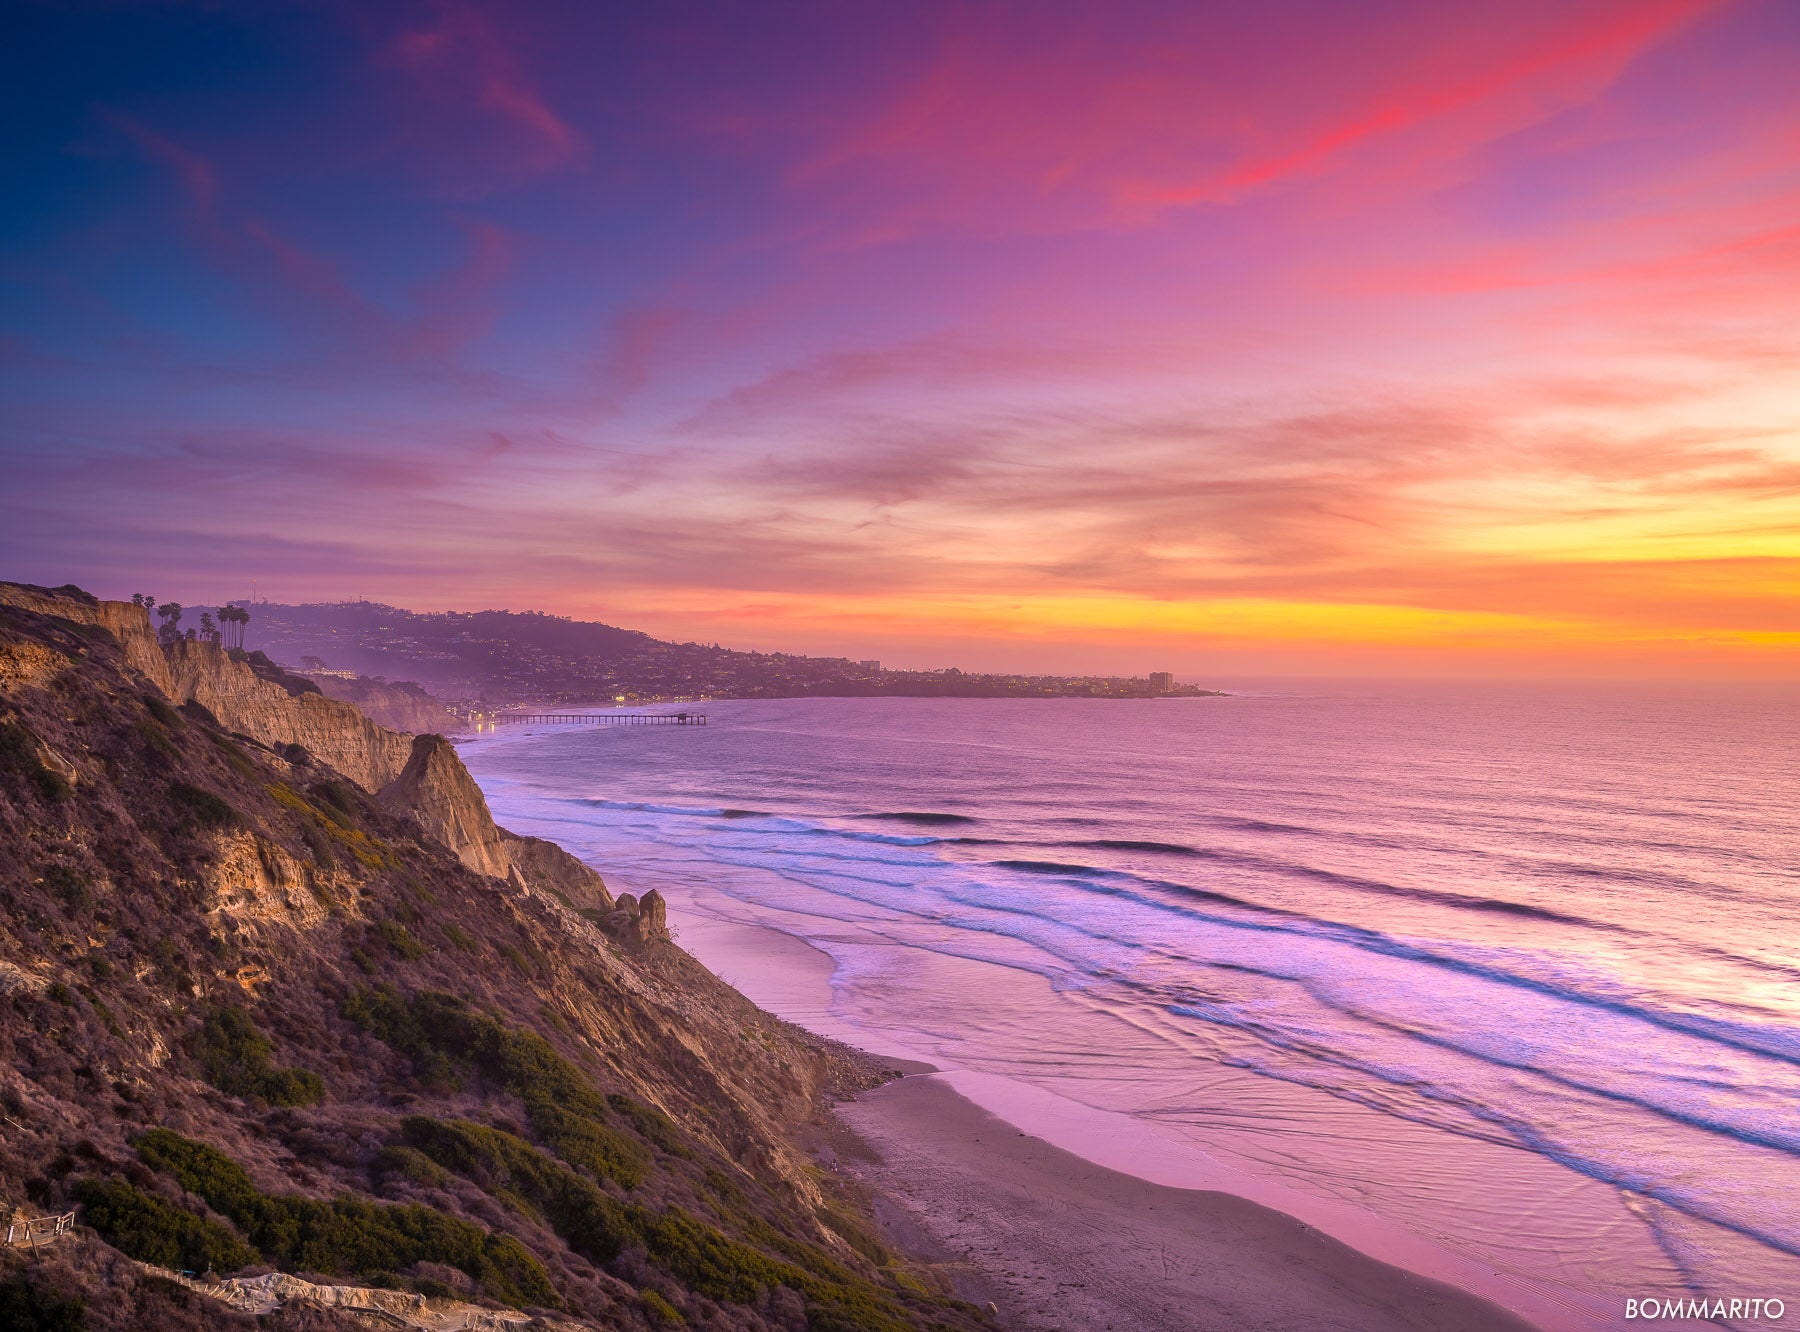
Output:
[[0, 583, 986, 1331], [240, 602, 1214, 705]]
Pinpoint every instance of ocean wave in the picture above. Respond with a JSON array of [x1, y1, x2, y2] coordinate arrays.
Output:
[[1065, 838, 1209, 856], [988, 844, 1620, 932], [568, 797, 1783, 1022], [584, 798, 727, 818], [682, 830, 1797, 1075], [856, 811, 980, 825], [1164, 1001, 1800, 1258]]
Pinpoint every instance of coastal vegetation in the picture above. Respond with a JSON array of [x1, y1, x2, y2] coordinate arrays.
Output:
[[0, 582, 984, 1330], [192, 1006, 325, 1107]]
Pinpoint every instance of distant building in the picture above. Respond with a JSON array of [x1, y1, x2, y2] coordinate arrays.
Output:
[[858, 660, 882, 671], [1148, 671, 1175, 693]]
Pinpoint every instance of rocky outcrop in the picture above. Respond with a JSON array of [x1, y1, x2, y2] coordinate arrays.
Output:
[[378, 734, 612, 908], [141, 1264, 590, 1329], [205, 830, 334, 932], [378, 733, 513, 879], [0, 640, 69, 693], [499, 828, 612, 910], [0, 583, 174, 694], [605, 889, 669, 945]]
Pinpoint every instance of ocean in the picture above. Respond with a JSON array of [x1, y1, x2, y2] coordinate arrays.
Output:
[[459, 683, 1800, 1329]]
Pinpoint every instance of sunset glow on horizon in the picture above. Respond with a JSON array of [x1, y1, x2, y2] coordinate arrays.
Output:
[[4, 0, 1798, 676]]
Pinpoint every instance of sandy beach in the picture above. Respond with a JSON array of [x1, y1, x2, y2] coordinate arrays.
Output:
[[637, 882, 1546, 1331], [824, 1072, 1538, 1332]]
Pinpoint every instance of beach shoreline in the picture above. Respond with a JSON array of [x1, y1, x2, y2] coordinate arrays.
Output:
[[826, 1072, 1537, 1332], [646, 877, 1563, 1331]]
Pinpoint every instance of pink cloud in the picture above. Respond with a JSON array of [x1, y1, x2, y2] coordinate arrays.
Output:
[[385, 2, 585, 190], [778, 0, 1730, 242]]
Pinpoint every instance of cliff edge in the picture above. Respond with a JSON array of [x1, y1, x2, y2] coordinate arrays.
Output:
[[0, 581, 975, 1330], [378, 733, 611, 911], [0, 584, 606, 909]]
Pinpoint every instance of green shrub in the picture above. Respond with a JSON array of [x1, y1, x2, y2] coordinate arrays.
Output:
[[344, 988, 648, 1187], [402, 1116, 636, 1263], [526, 1098, 648, 1190], [300, 820, 336, 869], [441, 922, 477, 953], [815, 1203, 892, 1267], [194, 1006, 325, 1107], [133, 1130, 555, 1307], [268, 781, 392, 870], [258, 1065, 328, 1107], [608, 1093, 694, 1159], [373, 1145, 449, 1189], [0, 1275, 86, 1332], [72, 1175, 258, 1274], [169, 780, 237, 829], [143, 695, 183, 728], [643, 1209, 912, 1332], [641, 1288, 686, 1325], [90, 993, 123, 1038], [46, 863, 91, 912], [205, 730, 258, 776], [376, 920, 429, 961], [309, 778, 357, 816]]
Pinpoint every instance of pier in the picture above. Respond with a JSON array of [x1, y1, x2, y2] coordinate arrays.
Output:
[[498, 711, 707, 726]]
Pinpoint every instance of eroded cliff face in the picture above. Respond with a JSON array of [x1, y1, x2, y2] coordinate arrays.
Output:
[[379, 734, 611, 908], [0, 584, 609, 908], [0, 586, 412, 792], [204, 829, 339, 935], [307, 674, 462, 737], [165, 642, 415, 792], [0, 584, 174, 695], [378, 733, 513, 879], [0, 585, 969, 1332]]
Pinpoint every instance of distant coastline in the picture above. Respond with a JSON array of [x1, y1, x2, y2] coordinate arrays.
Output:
[[230, 598, 1224, 710]]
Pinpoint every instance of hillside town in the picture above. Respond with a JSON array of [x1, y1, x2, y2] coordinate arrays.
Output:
[[232, 601, 1221, 708]]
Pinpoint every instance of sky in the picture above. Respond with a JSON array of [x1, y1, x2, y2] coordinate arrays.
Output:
[[3, 0, 1797, 677]]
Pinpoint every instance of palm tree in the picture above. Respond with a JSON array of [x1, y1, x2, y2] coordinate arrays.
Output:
[[218, 604, 250, 652], [199, 611, 218, 644], [155, 602, 184, 647]]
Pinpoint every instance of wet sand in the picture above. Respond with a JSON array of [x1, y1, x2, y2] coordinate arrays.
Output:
[[647, 878, 1553, 1329], [831, 1073, 1539, 1332]]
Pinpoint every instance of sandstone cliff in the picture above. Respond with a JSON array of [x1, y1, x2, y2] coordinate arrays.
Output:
[[165, 640, 416, 792], [378, 732, 515, 879], [308, 673, 462, 736], [0, 584, 971, 1331], [0, 585, 413, 793], [0, 583, 175, 694], [377, 735, 611, 909], [0, 584, 603, 907]]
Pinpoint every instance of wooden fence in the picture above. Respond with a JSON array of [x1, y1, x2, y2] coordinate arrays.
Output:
[[4, 1210, 75, 1247]]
